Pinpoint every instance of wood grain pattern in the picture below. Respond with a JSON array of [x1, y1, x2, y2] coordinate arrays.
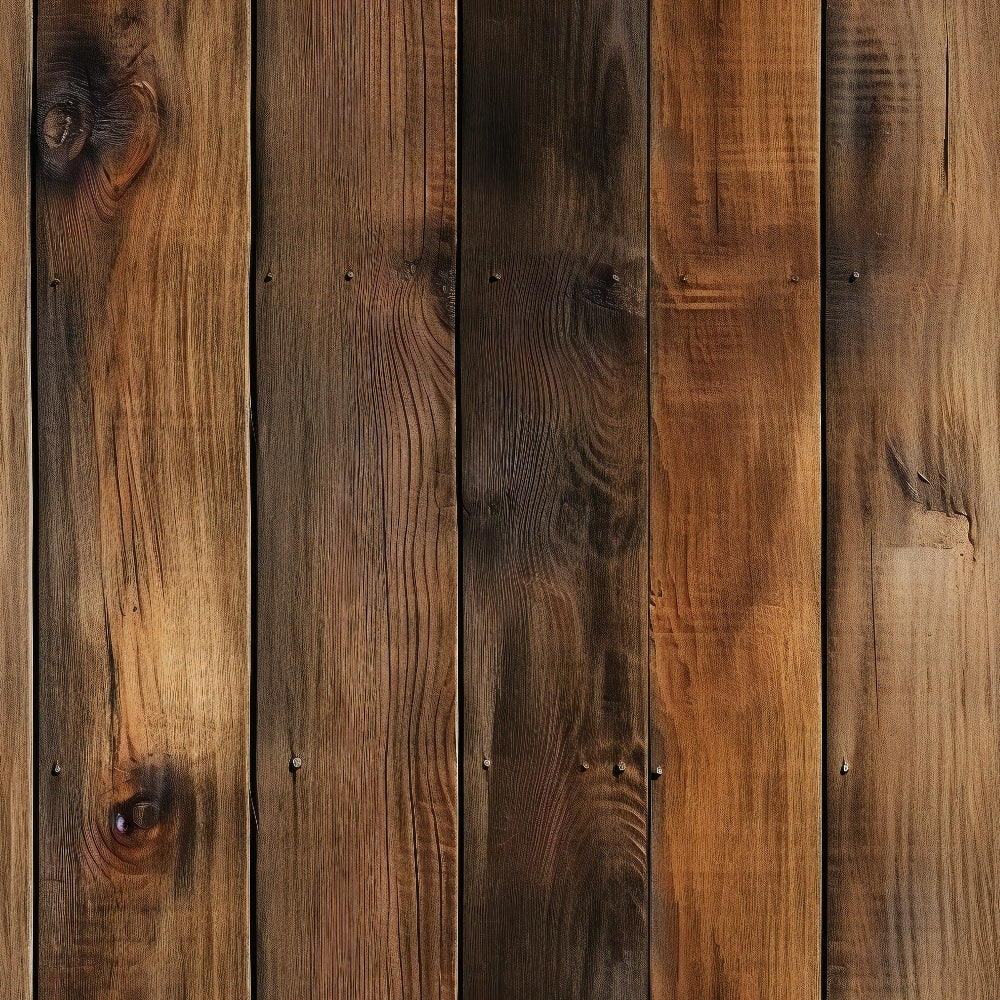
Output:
[[254, 0, 458, 996], [648, 0, 821, 995], [0, 0, 31, 994], [35, 1, 250, 995], [826, 3, 1000, 997], [461, 1, 648, 996]]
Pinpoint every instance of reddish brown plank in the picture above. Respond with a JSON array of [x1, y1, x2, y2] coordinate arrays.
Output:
[[35, 1, 250, 994], [649, 0, 822, 995], [254, 0, 458, 997], [0, 0, 31, 993]]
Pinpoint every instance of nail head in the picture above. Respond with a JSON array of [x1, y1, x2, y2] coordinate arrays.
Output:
[[616, 761, 626, 774], [850, 271, 860, 282], [489, 272, 501, 283], [841, 758, 850, 774], [654, 765, 663, 777], [52, 762, 61, 776], [290, 756, 303, 771], [790, 275, 800, 283], [345, 271, 355, 281], [49, 278, 59, 288], [482, 758, 491, 769], [581, 762, 590, 771]]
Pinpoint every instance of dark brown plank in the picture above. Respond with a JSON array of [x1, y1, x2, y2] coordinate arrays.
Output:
[[648, 0, 822, 994], [461, 2, 648, 996], [35, 1, 250, 994], [0, 0, 31, 993], [826, 4, 1000, 997], [254, 0, 458, 996]]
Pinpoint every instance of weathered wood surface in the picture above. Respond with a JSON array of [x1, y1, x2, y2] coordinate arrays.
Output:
[[35, 1, 250, 995], [826, 4, 1000, 997], [254, 0, 458, 996], [461, 1, 648, 996], [0, 0, 31, 995], [648, 0, 822, 995]]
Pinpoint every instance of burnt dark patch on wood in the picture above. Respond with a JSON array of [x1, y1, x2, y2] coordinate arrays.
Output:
[[102, 760, 197, 887], [38, 30, 158, 201]]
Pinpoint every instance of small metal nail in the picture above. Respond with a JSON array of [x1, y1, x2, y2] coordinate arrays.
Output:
[[790, 275, 800, 283], [290, 756, 303, 771], [482, 758, 491, 769], [850, 271, 860, 282], [51, 762, 61, 776], [489, 272, 501, 283], [841, 758, 850, 774], [49, 278, 60, 289], [263, 272, 273, 283], [653, 765, 663, 777], [616, 761, 627, 774], [581, 762, 590, 771], [679, 274, 688, 284], [345, 271, 355, 281], [612, 273, 621, 283]]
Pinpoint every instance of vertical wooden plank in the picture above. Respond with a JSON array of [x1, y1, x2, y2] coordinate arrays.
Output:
[[648, 0, 821, 995], [461, 2, 648, 996], [0, 0, 31, 994], [827, 4, 1000, 996], [254, 0, 457, 996], [35, 0, 249, 995]]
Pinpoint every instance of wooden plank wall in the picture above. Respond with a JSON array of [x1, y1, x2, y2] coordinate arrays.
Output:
[[5, 0, 1000, 996], [254, 0, 458, 996], [0, 0, 31, 995], [460, 0, 649, 995], [34, 0, 250, 995], [826, 3, 1000, 998], [649, 0, 821, 996]]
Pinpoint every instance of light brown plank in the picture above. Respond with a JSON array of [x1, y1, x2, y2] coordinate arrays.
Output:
[[254, 0, 458, 996], [35, 1, 250, 994], [648, 0, 822, 994], [461, 1, 648, 995], [826, 3, 1000, 996], [0, 0, 31, 994]]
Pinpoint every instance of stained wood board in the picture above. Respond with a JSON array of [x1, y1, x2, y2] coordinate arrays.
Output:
[[461, 1, 649, 996], [649, 0, 822, 994], [35, 1, 250, 994], [254, 0, 459, 996]]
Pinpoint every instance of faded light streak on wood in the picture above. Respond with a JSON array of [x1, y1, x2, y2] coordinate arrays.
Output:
[[649, 0, 821, 995], [0, 0, 31, 994], [254, 0, 458, 996], [826, 3, 1000, 997], [461, 1, 648, 996], [35, 0, 250, 995]]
